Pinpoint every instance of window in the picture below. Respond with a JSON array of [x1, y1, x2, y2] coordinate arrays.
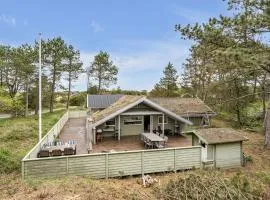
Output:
[[105, 119, 115, 126], [123, 116, 142, 125], [207, 145, 214, 160], [158, 115, 168, 124]]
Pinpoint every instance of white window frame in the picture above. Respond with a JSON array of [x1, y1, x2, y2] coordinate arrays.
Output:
[[123, 116, 143, 125], [158, 115, 168, 124]]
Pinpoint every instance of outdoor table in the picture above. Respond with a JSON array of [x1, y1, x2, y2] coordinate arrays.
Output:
[[43, 144, 76, 153], [141, 133, 165, 148]]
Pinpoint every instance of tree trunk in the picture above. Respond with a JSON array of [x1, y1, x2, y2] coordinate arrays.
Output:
[[261, 74, 267, 118], [234, 79, 242, 126], [264, 101, 270, 149], [50, 68, 56, 113], [98, 77, 101, 94], [66, 72, 71, 109]]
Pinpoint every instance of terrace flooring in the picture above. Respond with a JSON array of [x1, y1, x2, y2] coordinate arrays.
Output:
[[58, 118, 88, 155], [58, 118, 192, 155], [91, 134, 192, 153]]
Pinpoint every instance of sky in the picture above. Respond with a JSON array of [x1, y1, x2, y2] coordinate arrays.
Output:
[[0, 0, 228, 91]]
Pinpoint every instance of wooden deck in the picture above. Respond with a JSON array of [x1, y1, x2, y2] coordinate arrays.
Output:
[[58, 118, 192, 154], [58, 118, 88, 154], [91, 135, 192, 153]]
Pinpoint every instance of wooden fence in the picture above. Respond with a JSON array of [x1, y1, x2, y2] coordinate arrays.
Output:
[[23, 110, 87, 160], [22, 146, 201, 179]]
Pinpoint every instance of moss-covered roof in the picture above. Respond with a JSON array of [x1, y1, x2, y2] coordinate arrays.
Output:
[[149, 97, 215, 117], [193, 128, 248, 144], [92, 95, 143, 123]]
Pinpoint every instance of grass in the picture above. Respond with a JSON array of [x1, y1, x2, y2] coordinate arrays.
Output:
[[0, 109, 66, 173]]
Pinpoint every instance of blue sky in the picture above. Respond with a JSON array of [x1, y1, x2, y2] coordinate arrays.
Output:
[[0, 0, 228, 91]]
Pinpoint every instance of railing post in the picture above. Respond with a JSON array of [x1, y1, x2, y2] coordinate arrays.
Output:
[[174, 148, 176, 172], [66, 157, 69, 175], [105, 154, 109, 179], [21, 160, 25, 179], [141, 151, 144, 176]]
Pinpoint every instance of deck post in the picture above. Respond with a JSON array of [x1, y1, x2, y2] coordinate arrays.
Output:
[[141, 151, 144, 176], [105, 154, 109, 179], [174, 148, 176, 172], [93, 127, 96, 145], [66, 157, 69, 175], [118, 115, 120, 141], [21, 160, 25, 179], [162, 113, 165, 137]]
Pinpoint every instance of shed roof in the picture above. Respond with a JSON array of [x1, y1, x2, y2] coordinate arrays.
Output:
[[149, 97, 216, 117], [87, 94, 123, 108], [193, 128, 248, 144]]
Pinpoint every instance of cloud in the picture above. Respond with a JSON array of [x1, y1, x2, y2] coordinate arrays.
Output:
[[90, 20, 104, 33], [75, 38, 191, 91], [0, 14, 16, 26]]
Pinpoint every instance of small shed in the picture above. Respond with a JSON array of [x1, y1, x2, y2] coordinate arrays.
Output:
[[191, 128, 248, 168]]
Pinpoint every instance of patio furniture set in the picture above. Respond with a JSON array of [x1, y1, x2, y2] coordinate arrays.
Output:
[[141, 132, 168, 149], [38, 140, 76, 158]]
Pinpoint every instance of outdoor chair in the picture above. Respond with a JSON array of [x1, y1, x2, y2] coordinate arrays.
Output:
[[157, 126, 162, 135], [144, 139, 153, 149], [51, 149, 62, 156], [64, 147, 74, 155], [164, 136, 168, 148], [96, 133, 104, 143], [68, 140, 75, 145], [38, 149, 50, 158], [155, 142, 165, 149]]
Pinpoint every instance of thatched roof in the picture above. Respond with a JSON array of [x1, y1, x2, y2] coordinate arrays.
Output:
[[193, 128, 248, 144], [149, 97, 216, 117], [91, 95, 143, 123]]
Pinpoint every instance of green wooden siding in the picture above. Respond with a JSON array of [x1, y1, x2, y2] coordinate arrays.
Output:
[[215, 142, 241, 168], [22, 146, 201, 179]]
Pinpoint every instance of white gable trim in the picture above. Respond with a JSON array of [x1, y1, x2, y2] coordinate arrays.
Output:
[[91, 97, 193, 128], [142, 98, 193, 125], [91, 97, 147, 127]]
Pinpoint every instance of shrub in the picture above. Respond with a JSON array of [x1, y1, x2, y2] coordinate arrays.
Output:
[[156, 171, 263, 199], [69, 93, 86, 106], [0, 149, 20, 173]]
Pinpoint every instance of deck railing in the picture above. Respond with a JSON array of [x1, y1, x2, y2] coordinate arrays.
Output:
[[22, 146, 201, 179], [22, 110, 87, 160]]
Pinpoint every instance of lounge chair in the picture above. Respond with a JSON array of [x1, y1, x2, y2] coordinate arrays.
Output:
[[38, 149, 50, 158], [51, 149, 62, 156]]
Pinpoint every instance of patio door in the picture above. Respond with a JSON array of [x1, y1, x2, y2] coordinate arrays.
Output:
[[143, 115, 150, 133]]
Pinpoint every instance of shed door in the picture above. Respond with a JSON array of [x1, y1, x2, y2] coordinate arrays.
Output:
[[215, 142, 241, 168]]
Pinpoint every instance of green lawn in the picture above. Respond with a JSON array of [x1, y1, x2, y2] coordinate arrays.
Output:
[[0, 110, 66, 173]]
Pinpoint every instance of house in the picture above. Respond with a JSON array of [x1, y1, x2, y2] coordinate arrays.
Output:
[[190, 128, 248, 168], [87, 94, 216, 127], [149, 97, 216, 126], [87, 95, 193, 144]]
